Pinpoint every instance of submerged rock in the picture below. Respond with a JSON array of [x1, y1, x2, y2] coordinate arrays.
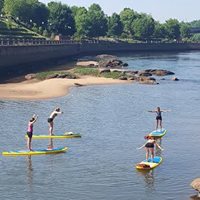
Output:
[[172, 77, 179, 81]]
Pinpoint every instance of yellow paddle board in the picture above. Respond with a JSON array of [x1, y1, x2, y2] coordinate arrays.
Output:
[[25, 132, 81, 139], [136, 156, 162, 170], [2, 147, 68, 156]]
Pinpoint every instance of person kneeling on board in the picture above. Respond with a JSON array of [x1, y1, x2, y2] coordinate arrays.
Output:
[[137, 136, 164, 162], [26, 114, 38, 151]]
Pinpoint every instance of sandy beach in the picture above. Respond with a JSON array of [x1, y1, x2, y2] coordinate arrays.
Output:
[[0, 76, 130, 100]]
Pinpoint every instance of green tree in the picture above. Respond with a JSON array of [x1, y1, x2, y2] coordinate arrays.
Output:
[[191, 33, 200, 42], [107, 13, 123, 37], [120, 8, 139, 36], [165, 19, 180, 40], [4, 0, 31, 22], [3, 0, 48, 26], [133, 15, 155, 40], [74, 7, 89, 37], [86, 3, 108, 37], [180, 23, 191, 38], [30, 1, 49, 26], [153, 22, 167, 39], [0, 0, 4, 14], [48, 1, 75, 36], [188, 20, 200, 28]]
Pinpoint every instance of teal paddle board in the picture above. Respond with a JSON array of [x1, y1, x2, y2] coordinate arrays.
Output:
[[148, 129, 167, 138]]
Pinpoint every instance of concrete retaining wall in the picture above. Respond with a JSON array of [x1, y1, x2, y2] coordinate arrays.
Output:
[[0, 42, 200, 69]]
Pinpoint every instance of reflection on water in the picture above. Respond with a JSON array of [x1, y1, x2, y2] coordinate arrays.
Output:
[[47, 138, 54, 150], [137, 170, 155, 191], [26, 156, 33, 190]]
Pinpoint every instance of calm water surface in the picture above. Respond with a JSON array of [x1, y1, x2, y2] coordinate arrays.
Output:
[[1, 51, 200, 200]]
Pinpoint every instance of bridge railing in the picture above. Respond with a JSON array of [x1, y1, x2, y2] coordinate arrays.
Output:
[[0, 38, 84, 46]]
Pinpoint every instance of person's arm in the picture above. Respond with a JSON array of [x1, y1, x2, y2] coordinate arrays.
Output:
[[55, 111, 63, 115], [161, 109, 171, 112], [148, 110, 156, 113], [31, 115, 38, 124], [155, 142, 164, 151], [137, 142, 147, 150]]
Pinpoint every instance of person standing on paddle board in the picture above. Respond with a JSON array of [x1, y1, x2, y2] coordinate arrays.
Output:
[[48, 107, 63, 135], [137, 136, 163, 161], [27, 114, 38, 151], [148, 107, 170, 130]]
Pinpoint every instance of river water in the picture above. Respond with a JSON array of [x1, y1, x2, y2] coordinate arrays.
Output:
[[0, 51, 200, 200]]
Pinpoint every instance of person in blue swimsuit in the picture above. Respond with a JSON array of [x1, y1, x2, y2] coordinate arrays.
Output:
[[148, 107, 170, 130]]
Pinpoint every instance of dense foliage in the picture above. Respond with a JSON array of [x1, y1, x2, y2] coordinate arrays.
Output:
[[0, 0, 199, 41]]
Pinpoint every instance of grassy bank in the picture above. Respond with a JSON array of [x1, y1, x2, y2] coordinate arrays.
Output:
[[35, 67, 124, 81]]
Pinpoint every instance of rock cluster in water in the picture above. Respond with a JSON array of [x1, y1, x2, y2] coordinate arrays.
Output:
[[76, 54, 176, 84], [25, 54, 177, 84]]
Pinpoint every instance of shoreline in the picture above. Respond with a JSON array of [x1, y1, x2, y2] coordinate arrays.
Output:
[[0, 76, 131, 100]]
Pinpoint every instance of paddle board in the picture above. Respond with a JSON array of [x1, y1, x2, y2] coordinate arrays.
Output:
[[135, 156, 162, 170], [148, 129, 167, 138], [2, 147, 68, 156], [25, 132, 81, 139]]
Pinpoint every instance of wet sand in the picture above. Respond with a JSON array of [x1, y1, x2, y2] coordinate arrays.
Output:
[[0, 76, 130, 100]]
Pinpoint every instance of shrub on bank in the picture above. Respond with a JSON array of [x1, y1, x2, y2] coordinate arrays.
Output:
[[73, 67, 124, 79], [73, 67, 99, 76], [35, 71, 77, 80]]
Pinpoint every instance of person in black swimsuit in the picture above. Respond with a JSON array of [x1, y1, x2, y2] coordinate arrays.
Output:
[[48, 107, 63, 135], [148, 107, 170, 130], [138, 135, 164, 161]]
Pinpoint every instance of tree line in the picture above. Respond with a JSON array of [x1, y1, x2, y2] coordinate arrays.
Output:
[[0, 0, 199, 42]]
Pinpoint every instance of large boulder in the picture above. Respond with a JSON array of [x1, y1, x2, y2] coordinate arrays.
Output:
[[98, 59, 125, 68], [150, 69, 175, 76], [138, 71, 152, 77], [99, 68, 111, 74], [119, 76, 128, 80], [96, 54, 117, 61], [191, 178, 200, 198], [25, 73, 36, 80], [76, 61, 98, 67], [138, 76, 157, 84], [46, 74, 59, 79]]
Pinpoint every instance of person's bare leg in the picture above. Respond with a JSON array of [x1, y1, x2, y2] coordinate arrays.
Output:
[[146, 148, 149, 161], [49, 122, 54, 135], [156, 120, 159, 130], [150, 148, 154, 161], [27, 138, 32, 151], [160, 120, 162, 130]]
